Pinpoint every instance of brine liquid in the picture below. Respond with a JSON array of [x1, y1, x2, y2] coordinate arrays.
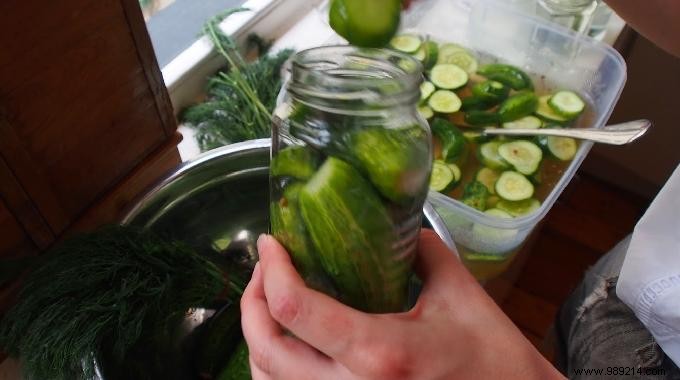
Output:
[[432, 70, 595, 281]]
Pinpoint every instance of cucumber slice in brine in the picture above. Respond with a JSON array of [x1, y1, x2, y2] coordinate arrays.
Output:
[[497, 140, 543, 175], [536, 95, 569, 123], [390, 34, 422, 53], [495, 171, 534, 201], [496, 198, 541, 217], [548, 91, 585, 119], [475, 167, 500, 195], [413, 40, 439, 69], [430, 64, 468, 90], [428, 90, 462, 113], [417, 105, 434, 120], [478, 141, 510, 170], [429, 160, 455, 192], [502, 115, 542, 129], [547, 136, 578, 161], [420, 81, 435, 103]]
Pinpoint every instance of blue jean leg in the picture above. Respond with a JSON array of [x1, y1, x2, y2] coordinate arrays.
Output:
[[553, 236, 680, 379]]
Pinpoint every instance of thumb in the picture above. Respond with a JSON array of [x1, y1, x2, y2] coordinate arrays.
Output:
[[415, 229, 477, 297]]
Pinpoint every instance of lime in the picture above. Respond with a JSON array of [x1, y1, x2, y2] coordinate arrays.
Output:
[[329, 0, 401, 47]]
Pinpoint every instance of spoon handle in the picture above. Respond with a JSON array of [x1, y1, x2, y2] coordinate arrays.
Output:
[[482, 119, 651, 145]]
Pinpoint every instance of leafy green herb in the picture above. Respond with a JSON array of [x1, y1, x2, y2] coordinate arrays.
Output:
[[0, 226, 225, 380], [181, 10, 293, 151]]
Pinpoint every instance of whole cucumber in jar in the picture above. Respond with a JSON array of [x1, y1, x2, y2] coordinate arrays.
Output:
[[271, 46, 432, 313]]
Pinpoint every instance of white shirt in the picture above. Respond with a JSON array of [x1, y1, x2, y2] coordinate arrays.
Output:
[[617, 164, 680, 366]]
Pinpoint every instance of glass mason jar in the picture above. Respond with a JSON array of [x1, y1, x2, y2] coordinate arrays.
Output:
[[270, 46, 432, 313], [536, 0, 598, 34]]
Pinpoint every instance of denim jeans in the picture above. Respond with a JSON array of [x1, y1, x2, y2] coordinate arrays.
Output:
[[554, 236, 680, 379]]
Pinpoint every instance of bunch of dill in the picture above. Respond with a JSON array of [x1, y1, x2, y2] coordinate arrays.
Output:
[[0, 226, 225, 380], [181, 9, 294, 151]]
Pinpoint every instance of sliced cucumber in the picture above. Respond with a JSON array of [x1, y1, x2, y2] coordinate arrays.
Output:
[[440, 50, 478, 74], [429, 160, 454, 192], [428, 90, 462, 113], [414, 40, 439, 70], [431, 118, 466, 162], [472, 208, 517, 242], [498, 91, 539, 122], [497, 140, 543, 175], [495, 171, 534, 201], [496, 198, 541, 217], [486, 195, 500, 209], [389, 34, 422, 53], [536, 95, 569, 123], [548, 91, 585, 119], [463, 130, 491, 144], [477, 64, 533, 91], [430, 64, 468, 90], [420, 81, 435, 103], [448, 163, 462, 183], [478, 141, 510, 170], [437, 43, 467, 64], [502, 115, 542, 129], [547, 136, 578, 161], [464, 111, 501, 126], [476, 167, 500, 195], [417, 105, 434, 120]]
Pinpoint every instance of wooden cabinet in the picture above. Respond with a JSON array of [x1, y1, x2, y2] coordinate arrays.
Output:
[[0, 0, 181, 310]]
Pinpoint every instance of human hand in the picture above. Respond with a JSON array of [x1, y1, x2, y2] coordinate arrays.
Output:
[[241, 230, 564, 379]]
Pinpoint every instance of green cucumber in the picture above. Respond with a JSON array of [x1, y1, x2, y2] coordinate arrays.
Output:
[[414, 40, 439, 69], [271, 184, 327, 290], [328, 0, 401, 48], [536, 95, 569, 123], [420, 81, 435, 103], [464, 110, 501, 126], [461, 96, 493, 111], [477, 64, 533, 90], [417, 105, 434, 120], [476, 167, 500, 195], [547, 136, 578, 161], [498, 91, 539, 122], [486, 195, 500, 209], [351, 126, 431, 204], [390, 34, 422, 53], [430, 64, 469, 90], [478, 141, 510, 170], [502, 115, 542, 129], [430, 160, 455, 192], [195, 303, 242, 378], [497, 140, 543, 175], [496, 198, 541, 217], [495, 171, 534, 201], [271, 146, 320, 180], [216, 340, 251, 380], [428, 90, 462, 113], [430, 118, 466, 162], [461, 181, 489, 211], [471, 80, 510, 104], [548, 91, 585, 119], [299, 157, 408, 312]]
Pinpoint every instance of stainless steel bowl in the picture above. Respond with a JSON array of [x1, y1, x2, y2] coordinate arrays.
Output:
[[112, 138, 454, 379], [122, 138, 454, 251]]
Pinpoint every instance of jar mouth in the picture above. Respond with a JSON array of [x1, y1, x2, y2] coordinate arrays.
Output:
[[288, 45, 423, 111]]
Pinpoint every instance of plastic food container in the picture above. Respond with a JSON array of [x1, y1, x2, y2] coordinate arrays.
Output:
[[400, 0, 627, 280]]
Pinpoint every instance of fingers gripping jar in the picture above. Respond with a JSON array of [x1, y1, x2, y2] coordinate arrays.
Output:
[[270, 46, 432, 313]]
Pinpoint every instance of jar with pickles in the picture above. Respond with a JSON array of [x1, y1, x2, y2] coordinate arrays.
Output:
[[269, 46, 432, 313]]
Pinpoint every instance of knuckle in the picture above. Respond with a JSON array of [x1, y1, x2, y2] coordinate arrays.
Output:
[[249, 343, 274, 375], [269, 291, 302, 326], [361, 341, 414, 380]]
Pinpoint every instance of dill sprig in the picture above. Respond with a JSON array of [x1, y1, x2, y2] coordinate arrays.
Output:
[[0, 226, 225, 380], [181, 9, 293, 151]]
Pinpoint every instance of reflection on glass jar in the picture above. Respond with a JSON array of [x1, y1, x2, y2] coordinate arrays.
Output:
[[536, 0, 598, 34], [270, 46, 432, 313]]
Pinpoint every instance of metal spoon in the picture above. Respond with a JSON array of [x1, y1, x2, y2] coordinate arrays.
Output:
[[481, 119, 651, 145]]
